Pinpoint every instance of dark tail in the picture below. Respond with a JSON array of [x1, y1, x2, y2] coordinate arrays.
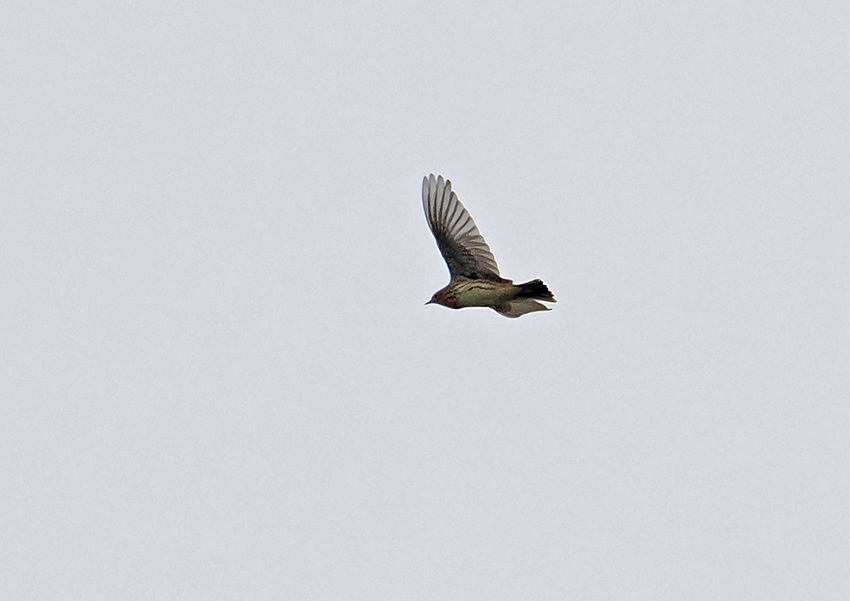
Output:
[[517, 279, 556, 302]]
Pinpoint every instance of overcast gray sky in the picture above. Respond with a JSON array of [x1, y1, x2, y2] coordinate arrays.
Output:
[[2, 3, 848, 599]]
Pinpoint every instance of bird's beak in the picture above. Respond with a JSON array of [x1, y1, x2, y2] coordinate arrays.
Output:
[[425, 299, 434, 305]]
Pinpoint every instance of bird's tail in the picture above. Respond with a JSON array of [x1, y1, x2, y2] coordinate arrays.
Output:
[[517, 279, 556, 302]]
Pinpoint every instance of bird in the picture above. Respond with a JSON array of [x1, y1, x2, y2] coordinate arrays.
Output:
[[422, 174, 555, 318]]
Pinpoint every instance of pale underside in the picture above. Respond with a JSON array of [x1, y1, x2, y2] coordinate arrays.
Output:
[[494, 299, 550, 318]]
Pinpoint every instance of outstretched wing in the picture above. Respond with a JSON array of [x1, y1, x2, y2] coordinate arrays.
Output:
[[422, 174, 502, 281]]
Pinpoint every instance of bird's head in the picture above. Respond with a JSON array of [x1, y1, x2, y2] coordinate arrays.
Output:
[[426, 287, 459, 309]]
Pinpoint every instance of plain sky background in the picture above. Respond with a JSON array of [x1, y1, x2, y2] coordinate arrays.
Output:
[[2, 2, 848, 599]]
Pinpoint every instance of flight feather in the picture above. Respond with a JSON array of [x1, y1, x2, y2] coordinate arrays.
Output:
[[421, 174, 502, 281]]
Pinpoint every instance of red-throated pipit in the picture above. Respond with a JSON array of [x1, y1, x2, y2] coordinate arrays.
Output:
[[422, 174, 555, 318]]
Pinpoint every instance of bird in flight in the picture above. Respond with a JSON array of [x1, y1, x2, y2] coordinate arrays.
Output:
[[422, 174, 555, 318]]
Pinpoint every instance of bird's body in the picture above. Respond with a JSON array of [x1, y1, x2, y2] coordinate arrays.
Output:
[[422, 174, 555, 318]]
